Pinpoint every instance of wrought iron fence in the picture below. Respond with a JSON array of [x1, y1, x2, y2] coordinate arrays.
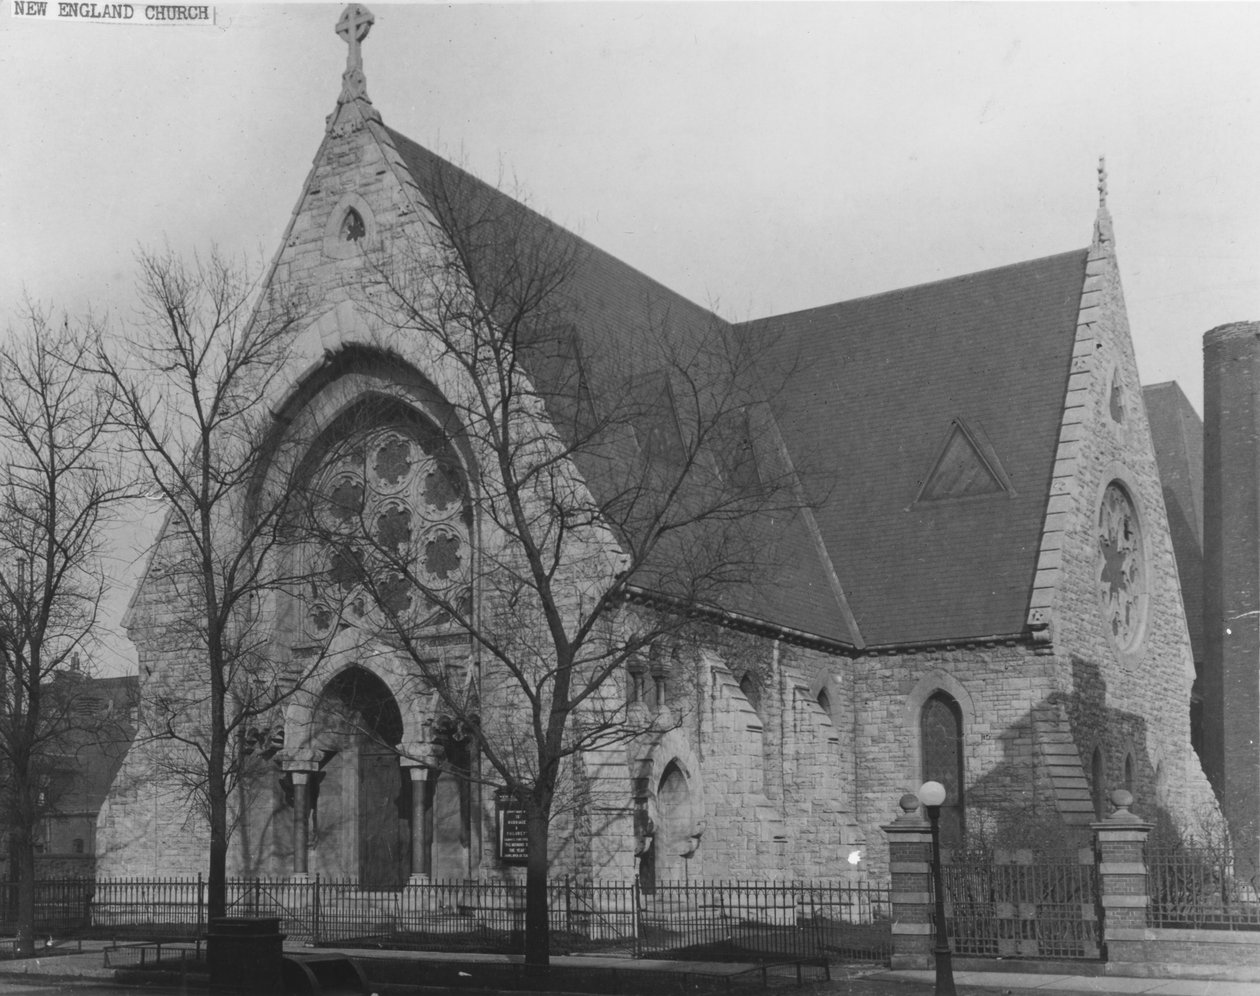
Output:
[[638, 880, 890, 963], [0, 878, 94, 937], [941, 848, 1100, 961], [1146, 847, 1260, 930], [0, 876, 889, 963]]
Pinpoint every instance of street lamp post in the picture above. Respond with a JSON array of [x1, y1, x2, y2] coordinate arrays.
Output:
[[918, 780, 956, 996]]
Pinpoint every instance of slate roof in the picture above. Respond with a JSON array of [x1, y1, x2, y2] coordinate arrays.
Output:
[[385, 126, 1089, 650], [385, 128, 859, 645], [738, 252, 1088, 647], [1143, 381, 1204, 662]]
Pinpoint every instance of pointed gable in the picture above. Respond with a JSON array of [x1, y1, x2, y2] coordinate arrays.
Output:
[[742, 250, 1088, 646]]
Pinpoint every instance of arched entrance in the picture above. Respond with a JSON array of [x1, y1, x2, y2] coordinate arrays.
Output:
[[313, 667, 409, 890], [654, 761, 700, 883]]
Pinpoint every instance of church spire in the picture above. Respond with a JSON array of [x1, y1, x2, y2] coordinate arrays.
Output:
[[336, 4, 375, 104], [1093, 154, 1114, 249]]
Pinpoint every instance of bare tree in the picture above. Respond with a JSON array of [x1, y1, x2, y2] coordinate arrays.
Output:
[[300, 159, 810, 970], [94, 249, 324, 920], [0, 308, 131, 956]]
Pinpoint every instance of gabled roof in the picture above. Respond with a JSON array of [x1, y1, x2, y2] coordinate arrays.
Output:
[[385, 128, 861, 646], [740, 251, 1088, 646], [385, 117, 1091, 649]]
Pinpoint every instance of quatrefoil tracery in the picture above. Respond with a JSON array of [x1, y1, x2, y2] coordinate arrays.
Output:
[[305, 425, 470, 639]]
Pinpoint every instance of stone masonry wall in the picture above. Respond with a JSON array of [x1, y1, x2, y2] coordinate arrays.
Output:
[[850, 643, 1061, 876], [1036, 214, 1218, 835]]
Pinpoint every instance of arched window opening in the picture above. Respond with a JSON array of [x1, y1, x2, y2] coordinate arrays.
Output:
[[656, 761, 698, 882], [920, 691, 965, 847], [817, 688, 832, 717], [299, 400, 473, 643], [1092, 747, 1107, 820], [340, 207, 366, 243], [740, 673, 762, 717]]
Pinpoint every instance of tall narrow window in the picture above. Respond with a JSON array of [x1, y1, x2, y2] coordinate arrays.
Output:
[[920, 692, 965, 847], [1092, 747, 1107, 819], [740, 674, 762, 718]]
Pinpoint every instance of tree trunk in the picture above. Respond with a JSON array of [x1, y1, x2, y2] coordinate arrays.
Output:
[[522, 801, 551, 975], [207, 721, 228, 920], [14, 829, 35, 957]]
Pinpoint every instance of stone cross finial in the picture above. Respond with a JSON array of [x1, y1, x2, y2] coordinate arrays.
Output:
[[1097, 155, 1108, 208], [336, 4, 375, 75]]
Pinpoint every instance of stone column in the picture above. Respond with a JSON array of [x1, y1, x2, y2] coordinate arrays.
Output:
[[292, 773, 311, 875], [881, 794, 934, 970], [281, 749, 321, 880], [400, 741, 442, 885], [1092, 788, 1152, 965]]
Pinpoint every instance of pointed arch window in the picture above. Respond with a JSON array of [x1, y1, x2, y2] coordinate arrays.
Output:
[[1092, 747, 1107, 820], [920, 691, 965, 847], [341, 207, 366, 243], [740, 673, 763, 719], [301, 400, 473, 642]]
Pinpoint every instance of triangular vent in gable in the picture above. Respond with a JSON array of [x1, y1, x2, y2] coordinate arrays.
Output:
[[916, 418, 1015, 502]]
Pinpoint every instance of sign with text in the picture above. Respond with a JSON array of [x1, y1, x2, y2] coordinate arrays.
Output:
[[497, 805, 529, 866], [12, 2, 215, 24]]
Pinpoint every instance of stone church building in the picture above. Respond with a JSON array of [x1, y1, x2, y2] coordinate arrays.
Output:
[[97, 7, 1217, 886]]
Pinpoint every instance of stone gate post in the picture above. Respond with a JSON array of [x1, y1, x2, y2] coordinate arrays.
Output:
[[1092, 788, 1152, 962], [882, 793, 935, 969]]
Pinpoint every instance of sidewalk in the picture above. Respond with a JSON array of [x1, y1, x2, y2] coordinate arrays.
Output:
[[0, 942, 1256, 996]]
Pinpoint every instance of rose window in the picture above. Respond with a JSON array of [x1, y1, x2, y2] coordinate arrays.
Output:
[[1097, 483, 1146, 651], [304, 422, 471, 639]]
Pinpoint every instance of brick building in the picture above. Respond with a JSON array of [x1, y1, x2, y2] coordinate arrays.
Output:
[[97, 7, 1217, 885], [1203, 322, 1260, 875]]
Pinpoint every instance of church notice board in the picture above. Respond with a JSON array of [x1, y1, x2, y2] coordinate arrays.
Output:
[[497, 800, 529, 865]]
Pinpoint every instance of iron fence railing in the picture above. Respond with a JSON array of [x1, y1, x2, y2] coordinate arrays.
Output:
[[0, 878, 95, 937], [1146, 847, 1260, 930], [637, 880, 890, 962], [0, 876, 889, 963], [941, 848, 1100, 961]]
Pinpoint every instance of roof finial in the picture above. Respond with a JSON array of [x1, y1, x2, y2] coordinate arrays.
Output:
[[336, 4, 375, 101], [1092, 154, 1114, 250]]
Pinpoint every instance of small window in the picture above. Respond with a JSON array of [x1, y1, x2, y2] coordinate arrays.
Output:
[[740, 674, 762, 716], [73, 838, 85, 855], [1092, 747, 1107, 819], [817, 688, 831, 716], [1109, 372, 1125, 423], [341, 208, 366, 243]]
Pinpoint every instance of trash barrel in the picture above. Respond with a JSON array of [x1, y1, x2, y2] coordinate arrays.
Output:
[[208, 916, 285, 994]]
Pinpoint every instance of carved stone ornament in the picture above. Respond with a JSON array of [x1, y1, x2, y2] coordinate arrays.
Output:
[[305, 421, 471, 641], [1097, 483, 1146, 652]]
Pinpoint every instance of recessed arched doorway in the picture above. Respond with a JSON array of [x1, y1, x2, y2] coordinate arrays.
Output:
[[655, 761, 699, 883], [312, 667, 409, 890]]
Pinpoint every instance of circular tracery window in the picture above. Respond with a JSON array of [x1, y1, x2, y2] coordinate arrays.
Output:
[[305, 420, 471, 639], [1097, 483, 1146, 651]]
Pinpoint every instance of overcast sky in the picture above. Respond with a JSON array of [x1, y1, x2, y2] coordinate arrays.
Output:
[[3, 1, 1259, 674]]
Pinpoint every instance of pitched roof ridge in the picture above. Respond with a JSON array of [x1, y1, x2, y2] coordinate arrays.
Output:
[[382, 125, 728, 329], [738, 247, 1090, 327]]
